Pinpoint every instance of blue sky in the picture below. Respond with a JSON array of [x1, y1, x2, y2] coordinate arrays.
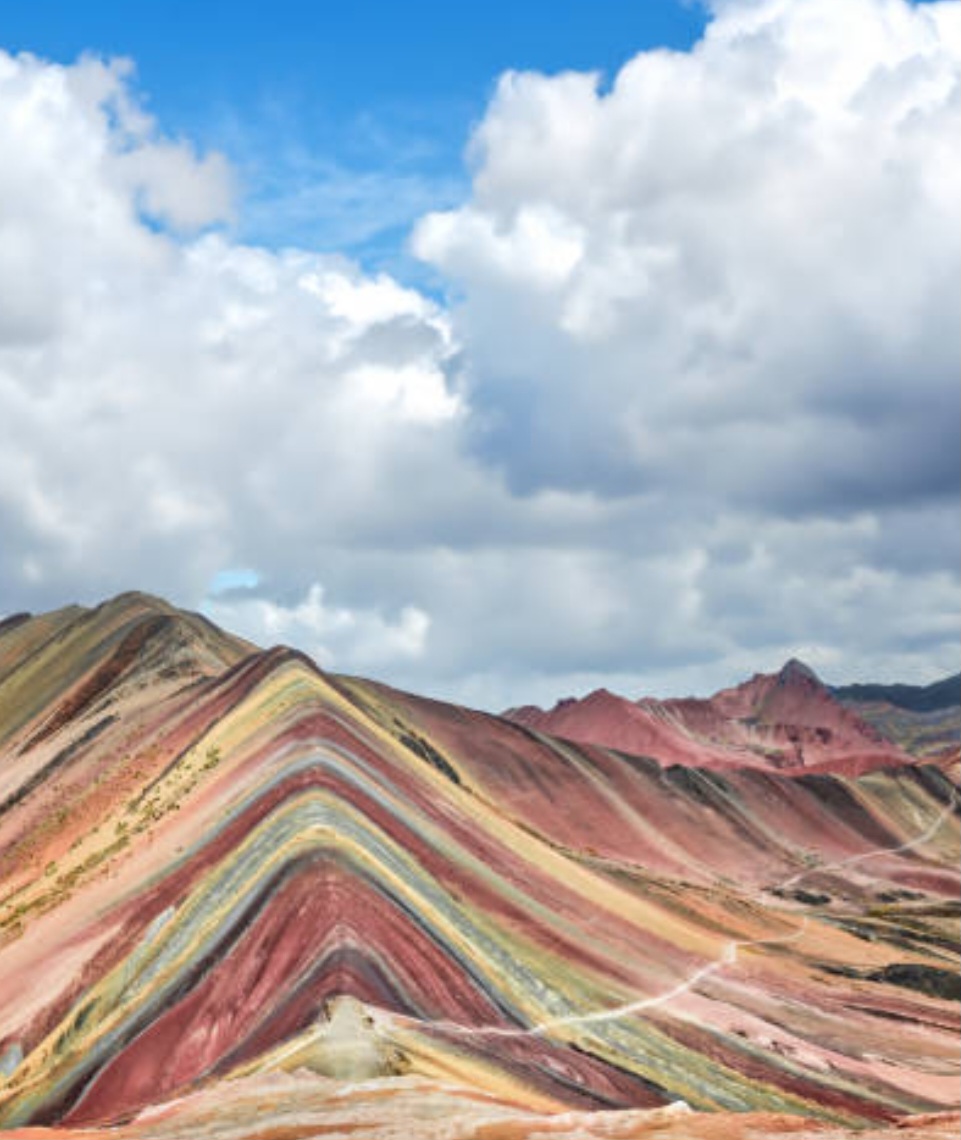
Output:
[[3, 1, 706, 267], [0, 0, 957, 707]]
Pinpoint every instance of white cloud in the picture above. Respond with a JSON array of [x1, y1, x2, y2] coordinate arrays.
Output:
[[0, 47, 457, 675], [417, 204, 585, 290], [0, 5, 958, 710], [414, 0, 960, 511], [117, 141, 234, 231], [306, 271, 437, 330], [205, 584, 430, 671], [346, 363, 461, 423]]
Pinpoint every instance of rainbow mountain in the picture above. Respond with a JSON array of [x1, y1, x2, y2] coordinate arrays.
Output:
[[0, 593, 957, 1139]]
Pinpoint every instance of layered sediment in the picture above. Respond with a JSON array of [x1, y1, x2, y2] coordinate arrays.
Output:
[[0, 595, 957, 1137]]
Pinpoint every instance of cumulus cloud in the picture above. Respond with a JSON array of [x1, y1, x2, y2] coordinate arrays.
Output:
[[414, 0, 960, 512], [0, 47, 460, 678], [0, 3, 958, 708], [206, 584, 430, 671]]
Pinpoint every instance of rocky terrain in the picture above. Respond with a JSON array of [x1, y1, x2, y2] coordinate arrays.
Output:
[[0, 594, 957, 1138]]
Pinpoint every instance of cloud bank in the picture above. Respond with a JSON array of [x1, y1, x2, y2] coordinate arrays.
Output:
[[1, 0, 958, 709]]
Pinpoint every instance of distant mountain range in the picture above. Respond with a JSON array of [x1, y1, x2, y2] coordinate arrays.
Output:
[[830, 675, 960, 759], [0, 594, 957, 1139], [507, 659, 960, 774], [832, 674, 961, 714]]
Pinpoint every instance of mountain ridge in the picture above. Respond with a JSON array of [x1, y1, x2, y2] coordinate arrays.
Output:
[[0, 595, 957, 1137], [506, 657, 933, 776], [832, 674, 961, 714]]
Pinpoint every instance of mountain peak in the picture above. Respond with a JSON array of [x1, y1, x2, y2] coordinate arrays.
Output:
[[777, 658, 821, 686]]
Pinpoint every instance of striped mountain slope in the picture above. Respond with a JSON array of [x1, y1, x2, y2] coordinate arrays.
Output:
[[0, 595, 957, 1137]]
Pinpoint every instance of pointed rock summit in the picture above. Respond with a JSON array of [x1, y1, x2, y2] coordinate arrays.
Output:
[[777, 657, 821, 685]]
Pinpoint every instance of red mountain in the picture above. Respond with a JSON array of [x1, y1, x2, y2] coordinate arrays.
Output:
[[507, 659, 912, 776]]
